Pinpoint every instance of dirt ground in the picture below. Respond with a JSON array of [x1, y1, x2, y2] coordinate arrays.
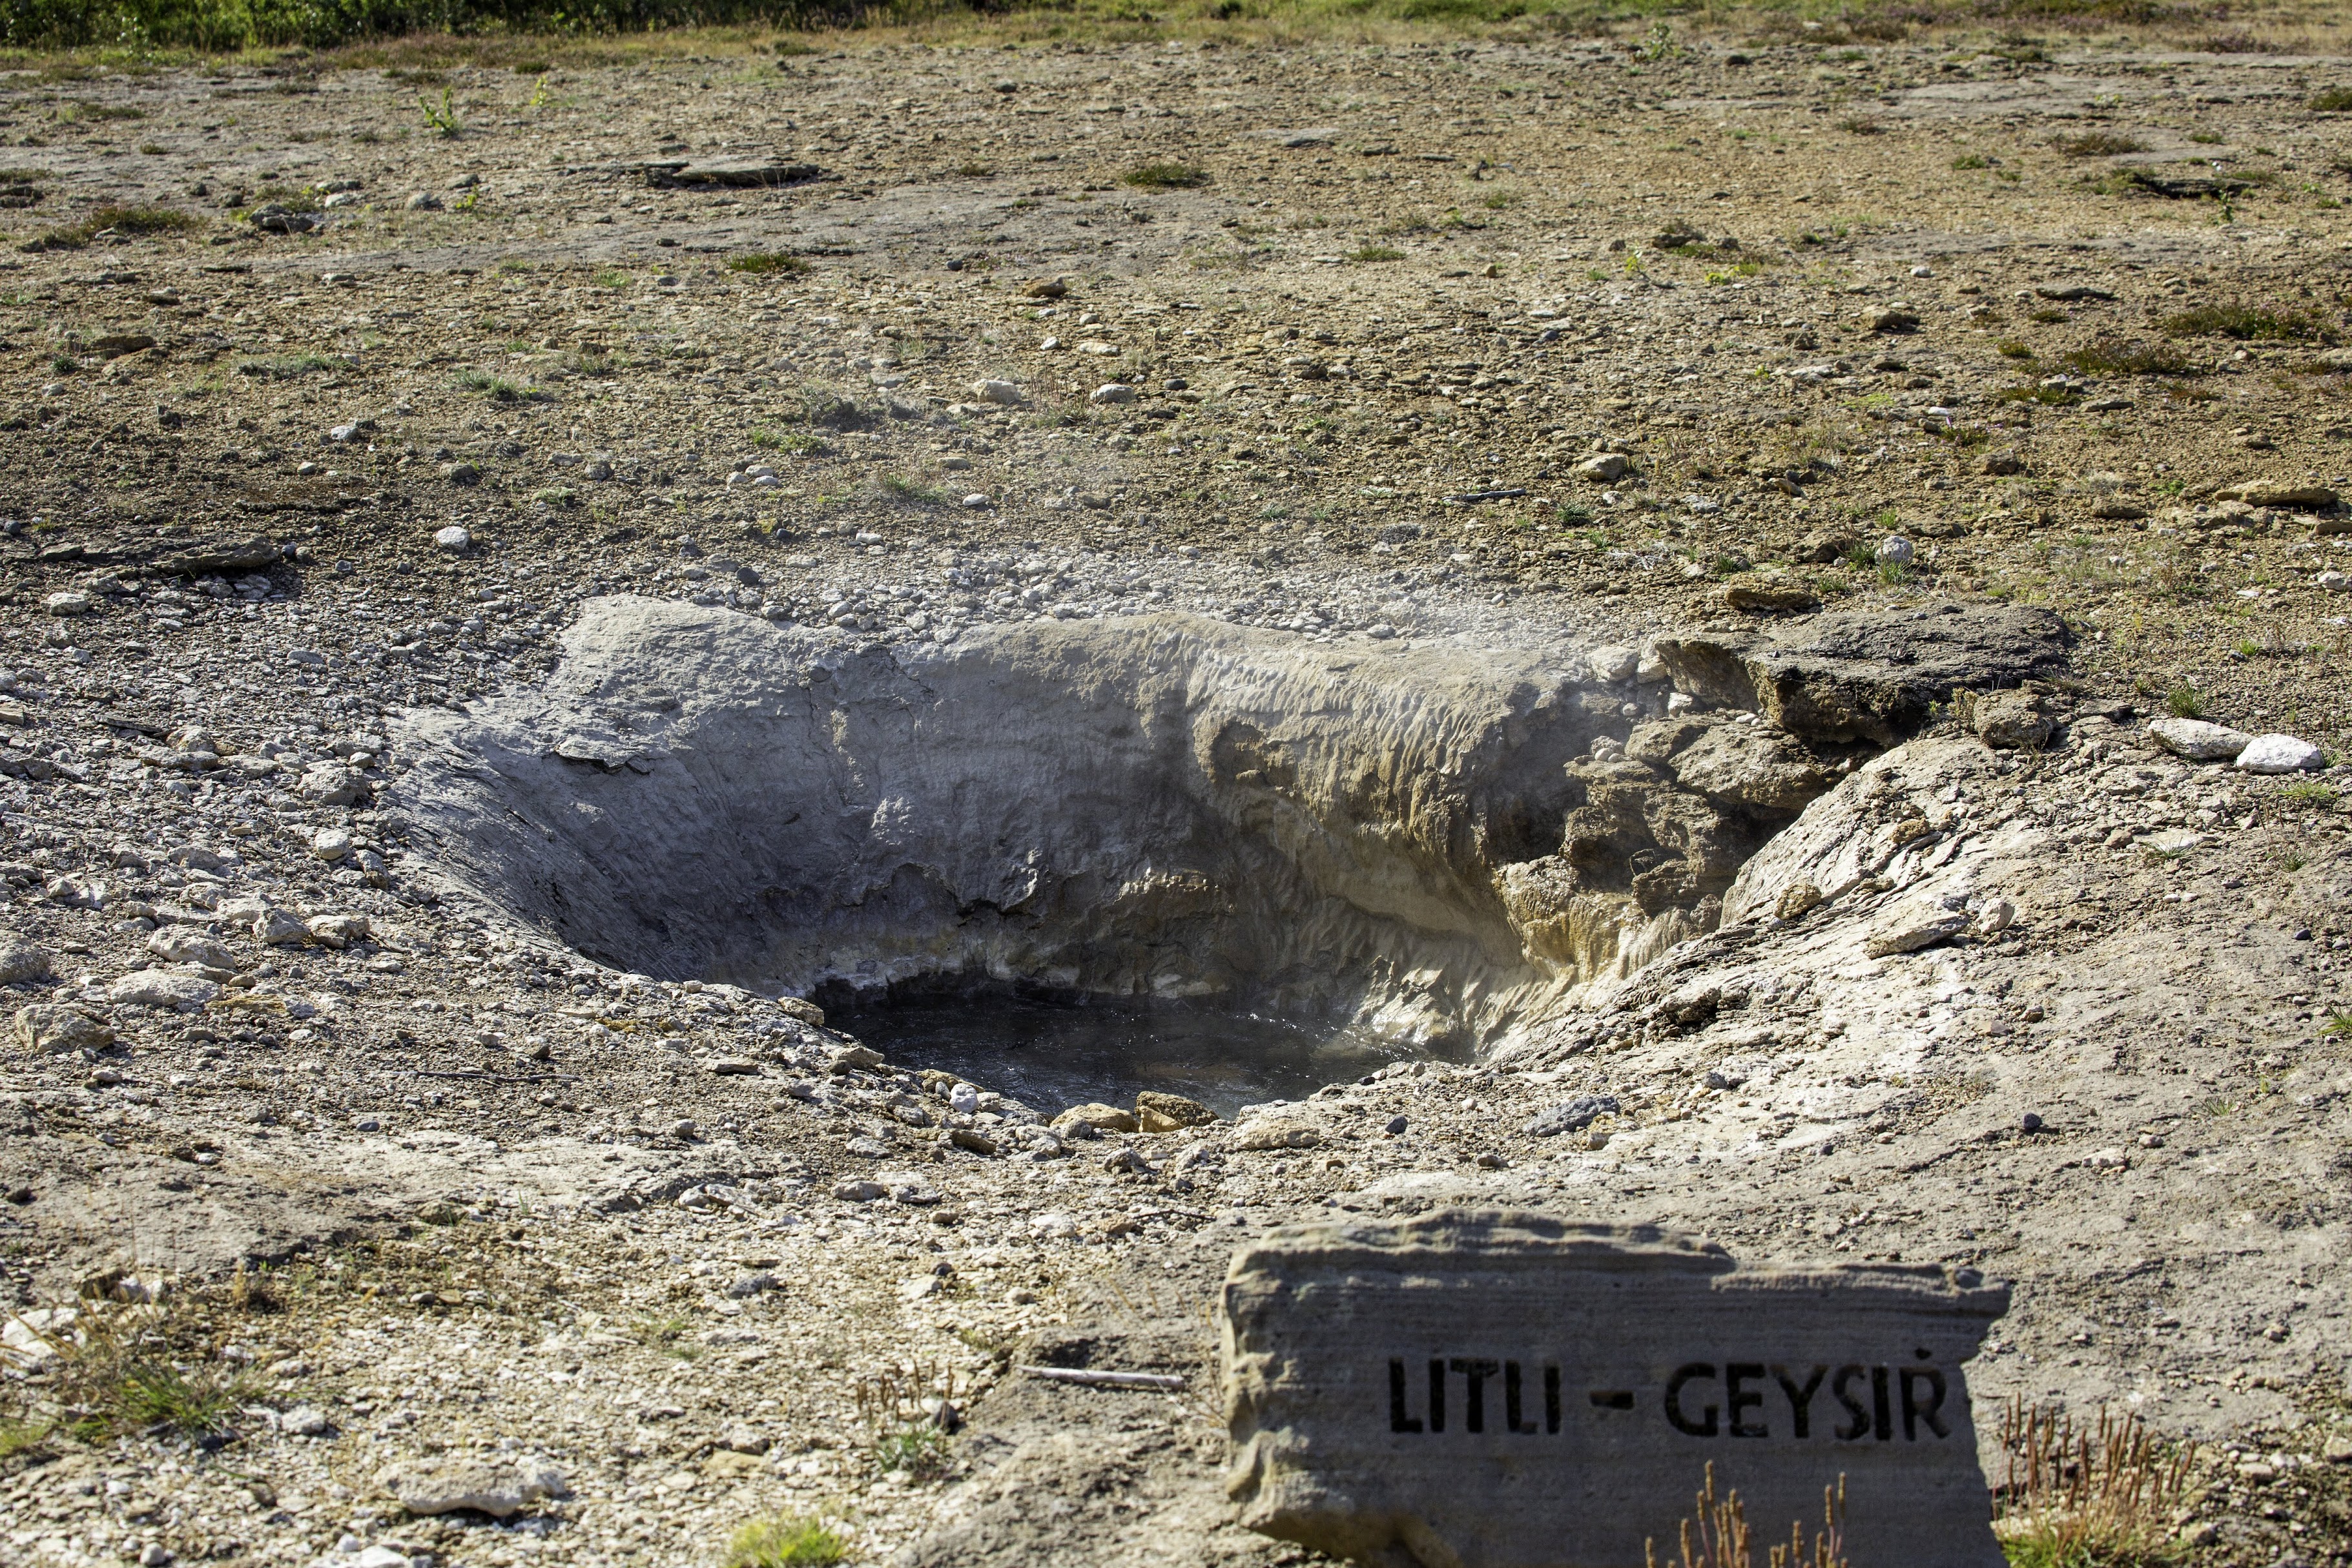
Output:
[[3, 17, 2352, 1568]]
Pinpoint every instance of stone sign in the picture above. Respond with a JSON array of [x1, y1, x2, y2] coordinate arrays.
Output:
[[1221, 1210, 2009, 1568]]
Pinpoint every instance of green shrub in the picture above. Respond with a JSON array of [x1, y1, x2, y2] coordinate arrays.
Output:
[[1123, 161, 1208, 191], [724, 1515, 846, 1568], [727, 251, 811, 276]]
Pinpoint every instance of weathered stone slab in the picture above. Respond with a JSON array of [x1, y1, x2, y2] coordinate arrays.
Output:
[[1221, 1210, 2007, 1568]]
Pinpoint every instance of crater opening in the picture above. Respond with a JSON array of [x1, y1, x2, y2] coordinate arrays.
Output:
[[823, 979, 1449, 1120], [391, 597, 2061, 1104]]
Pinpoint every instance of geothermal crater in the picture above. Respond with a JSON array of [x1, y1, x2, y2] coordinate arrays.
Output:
[[390, 596, 2064, 1059]]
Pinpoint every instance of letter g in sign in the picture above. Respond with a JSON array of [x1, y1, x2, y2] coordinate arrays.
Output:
[[1665, 1363, 1718, 1438]]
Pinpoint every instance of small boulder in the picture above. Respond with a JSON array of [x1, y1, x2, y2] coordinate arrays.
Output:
[[1971, 690, 2052, 751], [1135, 1091, 1218, 1133], [1232, 1114, 1321, 1151], [1574, 452, 1629, 483], [14, 1004, 113, 1053], [0, 936, 52, 985], [2148, 716, 2254, 761], [972, 378, 1024, 406], [1720, 582, 1819, 614], [1864, 908, 1970, 958], [1051, 1102, 1139, 1135], [1523, 1095, 1620, 1138], [2237, 733, 2324, 774]]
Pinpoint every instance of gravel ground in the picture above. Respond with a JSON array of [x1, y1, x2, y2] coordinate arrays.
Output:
[[4, 19, 2352, 1568]]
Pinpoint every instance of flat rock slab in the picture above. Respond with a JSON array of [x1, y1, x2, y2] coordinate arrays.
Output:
[[1221, 1210, 2008, 1568], [643, 158, 827, 189], [1655, 603, 2070, 746]]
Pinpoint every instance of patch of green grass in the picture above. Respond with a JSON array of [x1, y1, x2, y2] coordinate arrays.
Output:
[[1348, 244, 1405, 262], [2165, 684, 2207, 719], [592, 269, 630, 289], [750, 428, 825, 455], [0, 1416, 54, 1461], [236, 352, 336, 379], [725, 1515, 846, 1568], [2309, 88, 2352, 112], [1122, 161, 1208, 191], [1995, 339, 2036, 360], [2283, 779, 2337, 807], [1951, 153, 1991, 170], [23, 202, 198, 250], [2061, 338, 2198, 377], [727, 251, 812, 276], [954, 161, 993, 177], [2161, 304, 2340, 344], [2056, 130, 2144, 158], [2323, 1013, 2352, 1038], [880, 475, 946, 504]]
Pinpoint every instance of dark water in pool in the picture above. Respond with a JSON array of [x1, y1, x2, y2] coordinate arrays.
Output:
[[826, 989, 1443, 1120]]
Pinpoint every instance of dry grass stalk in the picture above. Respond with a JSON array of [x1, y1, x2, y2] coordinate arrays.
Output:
[[1994, 1397, 2194, 1566], [1647, 1462, 1847, 1568]]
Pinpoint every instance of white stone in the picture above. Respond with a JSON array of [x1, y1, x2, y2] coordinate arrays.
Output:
[[973, 379, 1024, 406], [434, 525, 471, 553], [1587, 645, 1640, 684], [1089, 383, 1138, 405], [2148, 717, 2254, 761], [311, 828, 353, 861], [2236, 733, 2324, 774], [1877, 535, 1916, 566]]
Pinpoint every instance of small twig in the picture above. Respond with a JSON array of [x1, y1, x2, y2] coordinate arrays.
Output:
[[1017, 1365, 1186, 1392], [404, 1069, 581, 1084]]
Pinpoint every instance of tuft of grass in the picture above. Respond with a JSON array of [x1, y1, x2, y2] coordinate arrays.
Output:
[[2165, 684, 2207, 719], [2161, 304, 2339, 344], [632, 1313, 701, 1359], [2311, 88, 2352, 113], [1122, 161, 1209, 191], [41, 1307, 252, 1442], [880, 475, 946, 504], [1995, 340, 2036, 360], [725, 1516, 846, 1568], [1993, 1399, 2192, 1568], [23, 203, 198, 251], [2056, 130, 2144, 158], [1951, 153, 1991, 170], [2060, 338, 2198, 377], [2283, 780, 2337, 807], [0, 1416, 54, 1461], [751, 428, 826, 455], [1348, 244, 1406, 262], [2322, 1012, 2352, 1038], [727, 251, 812, 276], [455, 369, 546, 402], [954, 161, 994, 177]]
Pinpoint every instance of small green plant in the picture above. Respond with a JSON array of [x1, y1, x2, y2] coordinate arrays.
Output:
[[1995, 340, 2036, 360], [871, 1422, 953, 1478], [2283, 780, 2337, 807], [417, 87, 462, 138], [728, 251, 812, 276], [726, 1516, 847, 1567], [592, 269, 630, 289], [1349, 244, 1405, 262], [2309, 88, 2352, 112], [1640, 19, 1681, 61], [954, 161, 993, 177], [2164, 684, 2207, 719], [1952, 153, 1990, 170], [1123, 161, 1208, 191], [751, 428, 826, 455], [455, 370, 537, 402], [1837, 116, 1885, 136], [2188, 130, 2224, 145], [2322, 1013, 2352, 1038]]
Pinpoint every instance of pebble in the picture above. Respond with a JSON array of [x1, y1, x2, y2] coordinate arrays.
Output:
[[972, 379, 1023, 406], [1876, 535, 1916, 566], [434, 525, 471, 553]]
